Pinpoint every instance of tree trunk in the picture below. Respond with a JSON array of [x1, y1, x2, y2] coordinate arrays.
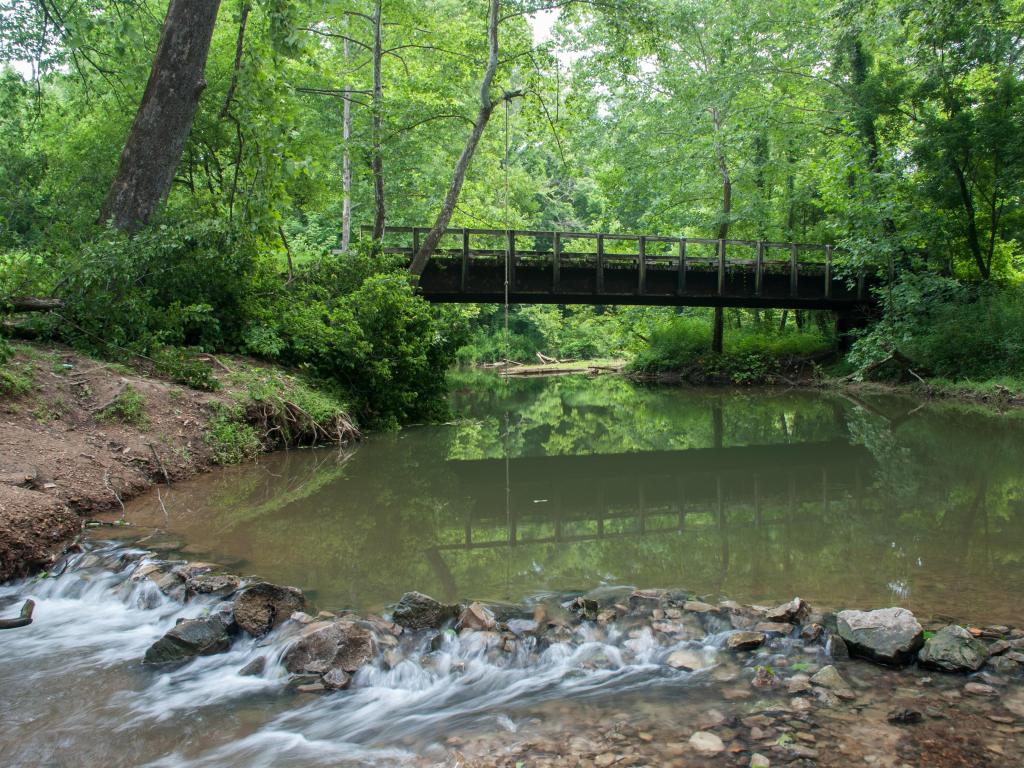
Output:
[[409, 0, 522, 277], [341, 28, 352, 251], [370, 0, 385, 240], [100, 0, 222, 233], [711, 110, 730, 355]]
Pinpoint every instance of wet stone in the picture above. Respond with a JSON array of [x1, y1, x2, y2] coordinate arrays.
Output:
[[765, 597, 810, 624], [964, 682, 998, 697], [727, 631, 766, 651], [457, 601, 497, 631], [887, 708, 924, 725], [688, 731, 724, 754], [238, 656, 266, 676], [836, 607, 924, 666], [391, 591, 459, 631], [143, 613, 233, 665], [918, 625, 990, 672], [755, 622, 795, 636], [666, 648, 710, 671], [233, 582, 306, 637]]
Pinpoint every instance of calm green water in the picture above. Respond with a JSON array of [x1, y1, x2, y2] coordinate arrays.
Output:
[[118, 374, 1024, 624]]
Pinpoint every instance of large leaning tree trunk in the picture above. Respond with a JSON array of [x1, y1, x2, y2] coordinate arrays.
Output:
[[99, 0, 222, 234], [409, 0, 522, 277]]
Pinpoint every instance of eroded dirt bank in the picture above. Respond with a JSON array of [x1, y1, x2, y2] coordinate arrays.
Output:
[[0, 343, 354, 581]]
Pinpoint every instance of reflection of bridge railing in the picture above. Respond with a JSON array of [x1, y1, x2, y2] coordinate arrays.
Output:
[[366, 226, 875, 310], [437, 441, 872, 551]]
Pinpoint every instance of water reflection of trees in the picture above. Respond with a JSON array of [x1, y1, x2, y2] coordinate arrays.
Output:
[[129, 378, 1024, 622]]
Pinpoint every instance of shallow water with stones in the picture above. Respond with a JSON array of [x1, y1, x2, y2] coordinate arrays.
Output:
[[1, 375, 1024, 766]]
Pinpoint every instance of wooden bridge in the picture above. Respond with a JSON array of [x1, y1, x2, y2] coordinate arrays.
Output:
[[371, 227, 875, 310]]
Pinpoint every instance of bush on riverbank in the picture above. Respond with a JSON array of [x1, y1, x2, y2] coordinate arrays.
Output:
[[849, 275, 1024, 382], [0, 224, 465, 429], [630, 315, 833, 383]]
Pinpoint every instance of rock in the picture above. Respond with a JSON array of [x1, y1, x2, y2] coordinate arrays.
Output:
[[233, 582, 305, 637], [144, 613, 232, 665], [765, 597, 810, 624], [322, 667, 352, 690], [836, 608, 923, 666], [186, 572, 242, 598], [688, 731, 724, 754], [507, 618, 539, 636], [283, 620, 375, 676], [566, 596, 599, 621], [888, 708, 924, 724], [825, 634, 849, 660], [919, 625, 990, 672], [666, 649, 710, 671], [238, 656, 266, 676], [594, 753, 617, 767], [457, 601, 496, 631], [989, 640, 1011, 655], [1004, 689, 1024, 718], [628, 589, 664, 612], [391, 591, 459, 630], [683, 600, 717, 613], [750, 754, 770, 768], [810, 664, 854, 698], [800, 623, 823, 642], [727, 631, 766, 651], [754, 622, 795, 636], [787, 674, 811, 694], [296, 682, 325, 693], [988, 656, 1022, 675], [964, 682, 998, 697]]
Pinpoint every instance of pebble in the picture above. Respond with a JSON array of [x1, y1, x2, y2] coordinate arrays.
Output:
[[749, 754, 770, 768], [965, 682, 998, 697]]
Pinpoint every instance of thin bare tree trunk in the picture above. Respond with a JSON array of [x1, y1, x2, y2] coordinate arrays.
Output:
[[370, 0, 385, 240], [409, 0, 522, 277], [100, 0, 222, 233], [711, 108, 731, 355], [341, 27, 352, 251]]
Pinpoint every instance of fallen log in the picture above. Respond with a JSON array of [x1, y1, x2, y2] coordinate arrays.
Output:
[[0, 599, 35, 630], [5, 297, 64, 312]]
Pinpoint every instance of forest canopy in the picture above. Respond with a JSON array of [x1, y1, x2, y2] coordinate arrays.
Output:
[[1, 0, 1022, 421]]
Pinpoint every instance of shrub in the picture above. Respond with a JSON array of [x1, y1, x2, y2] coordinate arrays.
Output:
[[205, 405, 263, 465]]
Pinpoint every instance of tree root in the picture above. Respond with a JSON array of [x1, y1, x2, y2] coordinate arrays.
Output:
[[0, 599, 35, 630]]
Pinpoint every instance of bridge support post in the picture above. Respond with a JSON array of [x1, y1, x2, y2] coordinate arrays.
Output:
[[790, 243, 799, 297], [637, 236, 646, 294], [507, 230, 516, 292], [552, 231, 560, 291], [460, 229, 469, 292], [824, 245, 833, 299], [596, 234, 605, 293], [717, 239, 726, 296], [677, 238, 687, 295], [755, 241, 764, 296]]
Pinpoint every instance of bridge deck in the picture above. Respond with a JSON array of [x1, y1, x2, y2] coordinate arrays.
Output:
[[372, 227, 874, 309]]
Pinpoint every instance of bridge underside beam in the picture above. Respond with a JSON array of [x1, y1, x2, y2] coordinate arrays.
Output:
[[421, 291, 865, 311]]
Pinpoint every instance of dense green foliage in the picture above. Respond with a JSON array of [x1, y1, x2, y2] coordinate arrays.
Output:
[[0, 0, 1021, 402]]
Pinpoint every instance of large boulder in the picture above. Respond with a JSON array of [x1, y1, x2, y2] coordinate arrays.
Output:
[[144, 613, 232, 665], [391, 591, 459, 630], [233, 582, 305, 637], [837, 608, 923, 666], [283, 620, 376, 676], [918, 625, 989, 672]]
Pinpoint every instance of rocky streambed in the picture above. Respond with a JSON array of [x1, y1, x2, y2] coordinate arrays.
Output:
[[2, 542, 1023, 767]]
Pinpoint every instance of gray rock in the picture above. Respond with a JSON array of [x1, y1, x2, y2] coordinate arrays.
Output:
[[283, 620, 375, 676], [628, 589, 665, 612], [837, 608, 923, 666], [144, 613, 232, 665], [688, 731, 724, 754], [233, 582, 305, 637], [322, 667, 352, 690], [186, 572, 242, 598], [810, 664, 854, 698], [754, 622, 795, 636], [765, 597, 810, 624], [750, 754, 770, 768], [666, 648, 710, 671], [988, 656, 1022, 675], [391, 591, 459, 630], [727, 631, 766, 651], [457, 601, 496, 631], [918, 625, 989, 673], [238, 656, 266, 676], [964, 681, 998, 696], [826, 634, 849, 660], [507, 618, 539, 636]]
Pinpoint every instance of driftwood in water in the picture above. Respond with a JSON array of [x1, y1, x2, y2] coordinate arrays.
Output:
[[0, 599, 35, 630]]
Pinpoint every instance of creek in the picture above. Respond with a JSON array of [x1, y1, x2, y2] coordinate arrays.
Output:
[[2, 374, 1023, 766]]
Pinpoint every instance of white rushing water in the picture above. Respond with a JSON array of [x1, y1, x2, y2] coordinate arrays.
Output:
[[0, 543, 781, 768]]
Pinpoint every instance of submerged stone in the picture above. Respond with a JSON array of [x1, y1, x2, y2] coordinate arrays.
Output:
[[836, 608, 923, 666], [233, 582, 305, 637], [688, 731, 724, 754], [666, 648, 710, 671], [238, 656, 266, 677], [918, 625, 989, 673], [726, 631, 766, 651]]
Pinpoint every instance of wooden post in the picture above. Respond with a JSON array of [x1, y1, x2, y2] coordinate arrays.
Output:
[[753, 241, 761, 299], [824, 244, 833, 299], [596, 234, 605, 293], [637, 236, 647, 294], [717, 239, 726, 296], [460, 229, 470, 292], [790, 243, 799, 297], [677, 238, 687, 295], [552, 231, 561, 292], [507, 230, 516, 291]]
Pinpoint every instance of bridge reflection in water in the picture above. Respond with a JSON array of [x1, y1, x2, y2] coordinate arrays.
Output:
[[438, 442, 872, 552]]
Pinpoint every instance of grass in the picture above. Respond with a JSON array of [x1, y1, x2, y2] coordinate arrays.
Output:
[[97, 385, 150, 427], [205, 404, 263, 465]]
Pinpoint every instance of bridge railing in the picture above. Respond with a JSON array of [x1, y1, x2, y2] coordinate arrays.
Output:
[[359, 226, 867, 301]]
